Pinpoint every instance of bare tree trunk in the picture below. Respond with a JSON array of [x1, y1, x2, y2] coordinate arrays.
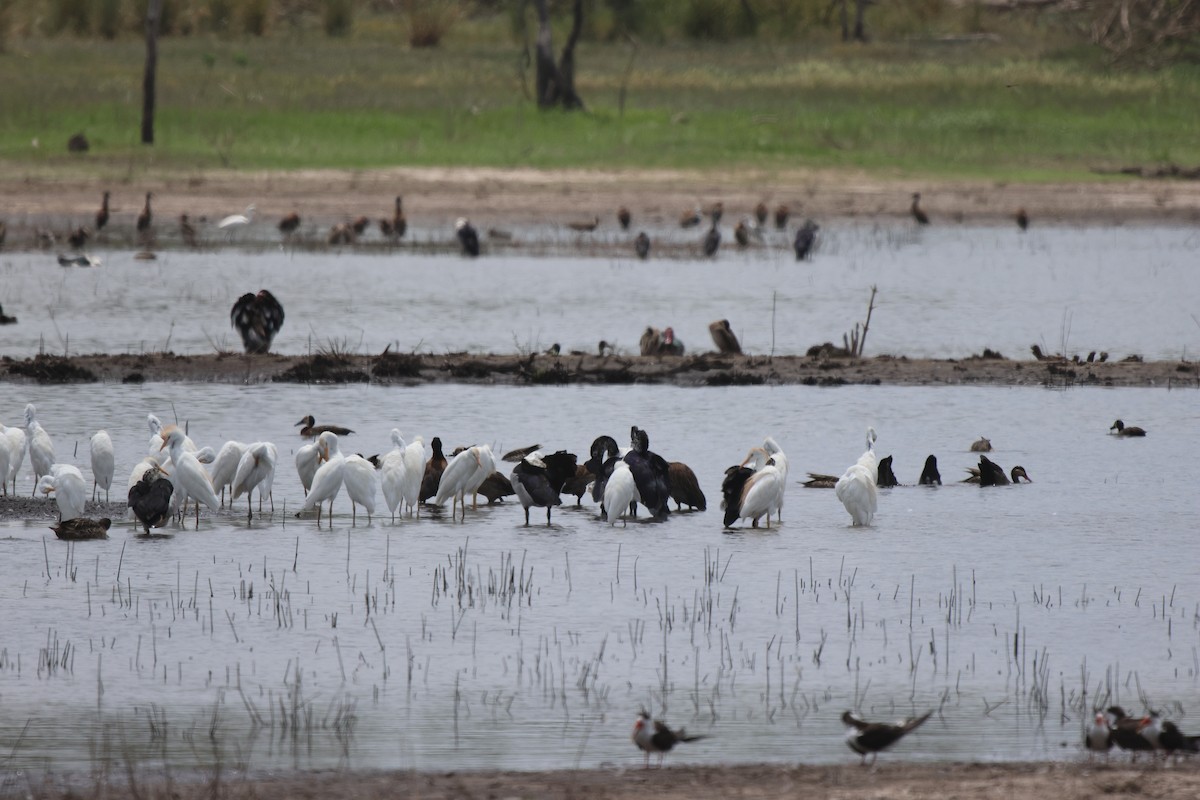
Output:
[[853, 0, 869, 41], [557, 0, 585, 110], [141, 0, 161, 145], [531, 0, 585, 111], [839, 0, 849, 41]]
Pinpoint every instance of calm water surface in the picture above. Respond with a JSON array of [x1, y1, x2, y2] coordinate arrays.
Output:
[[0, 380, 1196, 775]]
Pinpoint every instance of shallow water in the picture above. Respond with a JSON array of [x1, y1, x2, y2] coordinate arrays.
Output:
[[2, 223, 1199, 361], [0, 380, 1196, 774]]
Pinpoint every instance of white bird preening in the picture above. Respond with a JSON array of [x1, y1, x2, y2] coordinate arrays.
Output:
[[603, 460, 640, 526], [160, 427, 220, 526], [89, 430, 115, 503], [301, 431, 345, 525], [0, 421, 24, 497], [295, 441, 320, 497], [741, 437, 788, 525], [835, 427, 879, 527], [37, 464, 87, 521], [209, 440, 247, 508], [231, 442, 277, 520], [25, 404, 55, 495], [434, 444, 495, 522], [380, 430, 425, 521], [342, 454, 378, 525]]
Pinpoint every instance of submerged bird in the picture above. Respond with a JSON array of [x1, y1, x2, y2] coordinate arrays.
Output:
[[129, 463, 174, 533], [918, 455, 941, 486], [967, 456, 1031, 486], [632, 711, 707, 768], [876, 455, 898, 488], [90, 430, 114, 502], [834, 427, 878, 527], [969, 436, 992, 452], [456, 218, 480, 257], [230, 289, 285, 354], [1109, 419, 1146, 437], [50, 517, 111, 541], [709, 319, 741, 354], [793, 219, 819, 260], [296, 415, 353, 439], [910, 192, 929, 225], [842, 710, 932, 765], [634, 231, 650, 260]]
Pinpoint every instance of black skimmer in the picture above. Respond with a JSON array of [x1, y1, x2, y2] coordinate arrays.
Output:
[[625, 427, 671, 520], [970, 436, 992, 452], [1085, 711, 1113, 755], [128, 464, 173, 534], [456, 218, 480, 257], [95, 191, 110, 231], [1106, 707, 1155, 754], [1159, 720, 1200, 755], [842, 709, 932, 765], [918, 455, 941, 485], [910, 192, 929, 225], [617, 206, 631, 230], [1110, 419, 1146, 437], [793, 219, 818, 260], [295, 415, 354, 439], [50, 517, 112, 541], [634, 231, 650, 259], [1016, 207, 1029, 230], [231, 290, 285, 354], [632, 711, 706, 767], [708, 319, 741, 355], [667, 462, 706, 511], [876, 454, 899, 487]]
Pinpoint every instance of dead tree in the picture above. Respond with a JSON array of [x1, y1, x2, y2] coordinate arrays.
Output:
[[141, 0, 162, 145], [1089, 0, 1200, 63], [532, 0, 585, 110]]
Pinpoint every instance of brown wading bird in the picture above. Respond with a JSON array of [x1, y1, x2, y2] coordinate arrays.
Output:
[[707, 201, 724, 225], [1110, 419, 1146, 437], [327, 223, 354, 245], [632, 711, 707, 768], [67, 225, 90, 249], [774, 203, 789, 229], [1016, 207, 1029, 230], [230, 290, 285, 354], [419, 437, 448, 503], [351, 216, 370, 236], [95, 191, 110, 230], [278, 212, 301, 236], [617, 206, 631, 230], [634, 231, 650, 260], [296, 415, 353, 439], [842, 710, 932, 765], [754, 201, 768, 226], [679, 207, 702, 228], [709, 319, 741, 354], [136, 192, 153, 234], [179, 214, 198, 248], [910, 192, 929, 225], [667, 462, 706, 510], [379, 195, 406, 240]]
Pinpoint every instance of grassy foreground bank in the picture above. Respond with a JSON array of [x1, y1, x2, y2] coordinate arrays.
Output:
[[2, 23, 1199, 182]]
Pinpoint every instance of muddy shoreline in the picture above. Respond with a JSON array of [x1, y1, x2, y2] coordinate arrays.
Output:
[[17, 761, 1200, 800], [1, 350, 1196, 389]]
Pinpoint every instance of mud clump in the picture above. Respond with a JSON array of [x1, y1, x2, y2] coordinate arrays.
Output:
[[273, 354, 368, 384], [371, 351, 422, 380], [5, 355, 98, 384]]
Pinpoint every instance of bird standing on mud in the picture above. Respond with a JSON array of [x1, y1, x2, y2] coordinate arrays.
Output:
[[708, 319, 741, 354], [230, 290, 285, 354], [842, 710, 932, 765], [632, 711, 707, 768], [456, 218, 480, 257]]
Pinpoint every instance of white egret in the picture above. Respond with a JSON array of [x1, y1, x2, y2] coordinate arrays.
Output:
[[380, 430, 408, 522], [296, 441, 320, 496], [25, 404, 55, 494], [231, 442, 277, 520], [342, 454, 377, 525], [161, 427, 220, 526], [209, 440, 247, 507], [835, 427, 878, 527], [722, 461, 783, 528], [603, 460, 639, 526], [434, 444, 495, 522], [399, 434, 425, 517], [2, 423, 27, 495], [302, 431, 345, 525], [89, 430, 115, 503], [218, 204, 256, 232], [37, 464, 87, 521], [741, 437, 788, 524]]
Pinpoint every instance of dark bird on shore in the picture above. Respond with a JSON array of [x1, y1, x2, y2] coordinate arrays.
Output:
[[734, 220, 750, 247], [567, 216, 600, 232], [1110, 419, 1146, 437], [351, 216, 371, 236], [278, 212, 301, 236], [842, 710, 932, 765], [417, 437, 449, 503], [327, 223, 354, 245], [774, 203, 789, 229], [668, 462, 706, 511], [296, 415, 353, 439], [67, 225, 90, 249], [1016, 207, 1029, 230], [95, 191, 110, 231], [793, 219, 819, 260], [231, 290, 285, 354], [918, 455, 941, 485], [617, 206, 631, 230], [382, 196, 407, 240], [129, 464, 173, 534], [0, 303, 17, 325], [660, 327, 684, 356], [709, 319, 741, 355], [625, 426, 671, 520], [702, 223, 720, 257], [707, 201, 724, 225], [598, 340, 615, 356], [1159, 720, 1200, 755], [965, 456, 1031, 486], [1106, 707, 1155, 754], [51, 517, 111, 541], [456, 218, 480, 257], [136, 192, 153, 233], [910, 192, 929, 225], [179, 214, 198, 248], [970, 436, 992, 452], [633, 711, 707, 768], [477, 471, 515, 504], [754, 201, 769, 226], [0, 220, 6, 248], [680, 207, 702, 228], [511, 450, 577, 526], [1085, 712, 1113, 755], [640, 326, 662, 356], [634, 232, 650, 260], [876, 455, 898, 488]]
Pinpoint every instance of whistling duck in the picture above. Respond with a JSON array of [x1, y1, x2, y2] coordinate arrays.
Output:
[[136, 192, 153, 232], [702, 223, 720, 257], [634, 231, 650, 259], [734, 220, 750, 247], [278, 212, 301, 235], [793, 219, 819, 260], [231, 290, 285, 354], [910, 192, 929, 225], [709, 319, 741, 354], [667, 461, 706, 510], [774, 203, 789, 229], [754, 201, 768, 225], [617, 206, 631, 230], [679, 207, 702, 228], [350, 216, 370, 235], [1016, 207, 1029, 230]]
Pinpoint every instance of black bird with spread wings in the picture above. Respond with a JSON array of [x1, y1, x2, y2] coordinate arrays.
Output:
[[231, 290, 285, 354], [842, 710, 932, 765]]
